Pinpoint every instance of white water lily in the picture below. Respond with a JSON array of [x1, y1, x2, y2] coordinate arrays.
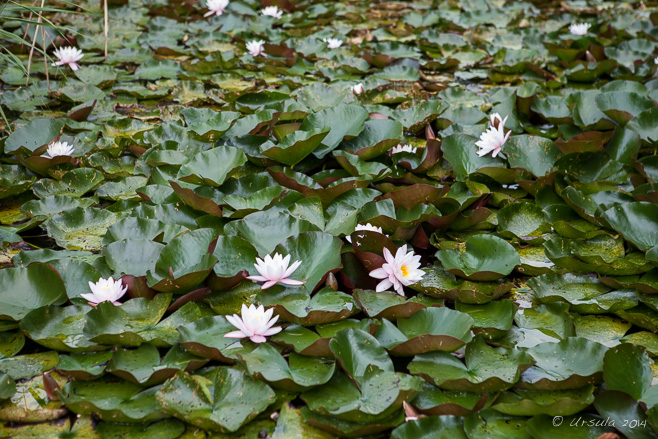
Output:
[[81, 277, 127, 306], [225, 304, 282, 343], [476, 113, 511, 158], [323, 38, 343, 49], [346, 223, 386, 243], [351, 83, 364, 95], [51, 46, 83, 71], [204, 0, 229, 17], [391, 144, 417, 154], [569, 22, 591, 36], [42, 141, 75, 158], [247, 252, 304, 289], [261, 6, 283, 18], [246, 40, 266, 57], [369, 244, 425, 296]]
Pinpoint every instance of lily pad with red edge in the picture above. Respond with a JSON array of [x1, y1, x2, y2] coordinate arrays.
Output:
[[408, 337, 533, 392], [353, 289, 443, 320], [411, 381, 490, 416], [409, 265, 512, 304], [177, 315, 249, 363], [376, 307, 474, 356], [341, 119, 402, 159], [519, 337, 608, 390], [146, 228, 218, 293], [491, 386, 596, 417], [82, 294, 172, 347], [258, 286, 358, 326]]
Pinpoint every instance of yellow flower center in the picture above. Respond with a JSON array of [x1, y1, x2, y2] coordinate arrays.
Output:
[[400, 265, 409, 277]]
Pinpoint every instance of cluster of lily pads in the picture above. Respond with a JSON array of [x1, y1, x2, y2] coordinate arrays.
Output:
[[2, 0, 658, 437]]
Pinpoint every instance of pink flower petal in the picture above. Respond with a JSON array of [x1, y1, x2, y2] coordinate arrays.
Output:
[[280, 278, 304, 285], [224, 330, 247, 339], [250, 335, 267, 343]]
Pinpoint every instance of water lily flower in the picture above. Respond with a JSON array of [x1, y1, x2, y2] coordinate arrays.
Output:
[[81, 277, 127, 306], [51, 46, 83, 71], [391, 144, 417, 154], [246, 40, 266, 57], [476, 114, 511, 158], [369, 244, 425, 296], [247, 252, 304, 289], [569, 22, 591, 36], [42, 141, 75, 158], [351, 83, 364, 95], [346, 223, 385, 243], [323, 38, 343, 49], [204, 0, 229, 17], [261, 6, 283, 18], [225, 304, 282, 343]]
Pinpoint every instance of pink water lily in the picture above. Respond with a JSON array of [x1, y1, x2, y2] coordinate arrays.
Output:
[[204, 0, 229, 17], [569, 22, 591, 36], [42, 141, 75, 158], [81, 277, 127, 306], [369, 244, 425, 296], [261, 6, 283, 18], [52, 46, 83, 71], [391, 143, 417, 154], [476, 113, 511, 158], [246, 40, 266, 57], [247, 252, 304, 289], [351, 83, 364, 95], [323, 38, 343, 49], [346, 223, 386, 243], [225, 304, 282, 343]]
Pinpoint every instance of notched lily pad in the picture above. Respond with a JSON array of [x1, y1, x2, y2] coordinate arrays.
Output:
[[437, 235, 520, 281]]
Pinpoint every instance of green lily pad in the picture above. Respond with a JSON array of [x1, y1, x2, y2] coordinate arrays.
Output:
[[391, 415, 467, 439], [600, 202, 658, 251], [353, 289, 443, 320], [47, 207, 120, 251], [0, 263, 67, 321], [300, 105, 369, 159], [60, 376, 166, 422], [376, 307, 474, 355], [83, 294, 172, 346], [156, 368, 275, 432], [491, 386, 596, 417], [146, 229, 218, 293], [179, 146, 247, 187], [258, 286, 359, 326], [273, 231, 343, 293], [437, 235, 520, 281], [519, 337, 608, 390], [409, 265, 512, 304], [238, 343, 335, 391], [107, 344, 207, 386], [21, 304, 102, 352], [32, 168, 105, 199], [178, 315, 246, 362], [409, 337, 533, 392], [261, 128, 330, 166]]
